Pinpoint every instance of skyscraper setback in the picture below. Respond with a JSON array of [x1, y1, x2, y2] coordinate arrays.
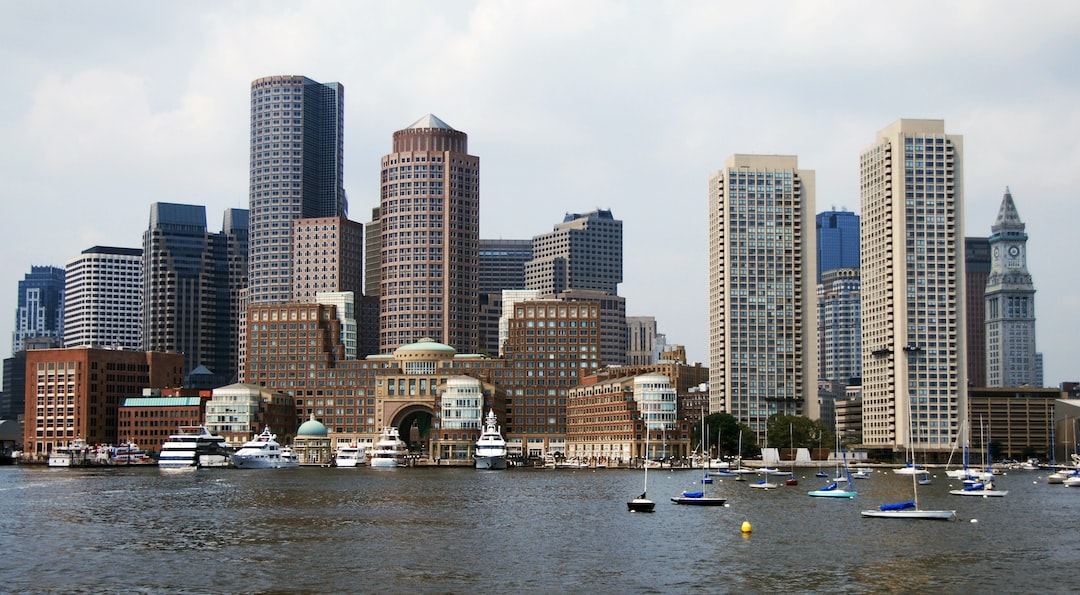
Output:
[[248, 75, 346, 305], [142, 203, 249, 386], [707, 155, 819, 436], [525, 210, 623, 297], [859, 119, 965, 457], [378, 114, 480, 353]]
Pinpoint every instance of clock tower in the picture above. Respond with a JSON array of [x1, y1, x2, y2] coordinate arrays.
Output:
[[984, 188, 1041, 387]]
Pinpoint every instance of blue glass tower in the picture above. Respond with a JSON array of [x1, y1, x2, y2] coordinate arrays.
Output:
[[12, 266, 65, 352], [816, 210, 860, 282]]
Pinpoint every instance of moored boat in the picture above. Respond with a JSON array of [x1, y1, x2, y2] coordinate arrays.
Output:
[[47, 438, 91, 467], [369, 426, 408, 468], [111, 442, 154, 465], [158, 425, 233, 470], [475, 409, 508, 470], [334, 443, 365, 468], [231, 427, 294, 469]]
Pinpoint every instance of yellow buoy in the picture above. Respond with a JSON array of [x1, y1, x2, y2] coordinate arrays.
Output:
[[741, 520, 752, 534]]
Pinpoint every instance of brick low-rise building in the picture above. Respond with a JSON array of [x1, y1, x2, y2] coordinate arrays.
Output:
[[24, 348, 184, 458]]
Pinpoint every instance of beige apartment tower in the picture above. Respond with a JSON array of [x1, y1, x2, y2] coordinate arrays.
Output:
[[378, 115, 479, 353], [859, 119, 966, 459], [292, 216, 363, 303], [707, 155, 818, 441]]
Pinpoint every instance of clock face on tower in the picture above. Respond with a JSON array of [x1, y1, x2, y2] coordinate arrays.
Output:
[[1008, 245, 1020, 257], [993, 246, 1000, 258]]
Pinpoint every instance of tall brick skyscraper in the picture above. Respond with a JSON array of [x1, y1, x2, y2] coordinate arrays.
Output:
[[378, 115, 479, 353]]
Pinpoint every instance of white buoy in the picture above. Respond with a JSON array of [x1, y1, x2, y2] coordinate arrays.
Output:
[[970, 519, 978, 524]]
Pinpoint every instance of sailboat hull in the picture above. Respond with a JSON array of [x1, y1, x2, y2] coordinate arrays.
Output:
[[808, 489, 857, 498], [860, 509, 956, 520], [670, 496, 727, 506], [627, 498, 656, 512]]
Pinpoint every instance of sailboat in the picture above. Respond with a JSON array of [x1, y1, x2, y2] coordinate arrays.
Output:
[[859, 403, 954, 518], [950, 418, 1008, 497], [672, 416, 728, 505], [627, 417, 656, 512], [815, 430, 829, 478], [862, 395, 956, 519], [749, 420, 778, 489], [732, 430, 750, 481], [785, 424, 798, 486], [809, 424, 857, 498]]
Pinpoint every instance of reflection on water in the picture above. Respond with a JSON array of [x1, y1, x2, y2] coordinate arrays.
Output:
[[1, 465, 1078, 594]]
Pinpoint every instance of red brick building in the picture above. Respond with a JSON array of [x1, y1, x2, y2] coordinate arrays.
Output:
[[24, 348, 184, 457]]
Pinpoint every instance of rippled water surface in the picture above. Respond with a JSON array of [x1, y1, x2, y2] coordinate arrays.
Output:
[[1, 465, 1076, 594]]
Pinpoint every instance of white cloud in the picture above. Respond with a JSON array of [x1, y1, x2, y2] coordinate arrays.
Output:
[[2, 1, 1080, 386]]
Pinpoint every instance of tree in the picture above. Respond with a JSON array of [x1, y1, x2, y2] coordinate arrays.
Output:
[[766, 414, 832, 451], [697, 413, 756, 459]]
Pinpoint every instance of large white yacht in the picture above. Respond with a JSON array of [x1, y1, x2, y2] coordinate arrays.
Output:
[[231, 427, 295, 469], [334, 443, 366, 468], [369, 426, 408, 468], [158, 426, 233, 470], [474, 410, 508, 470]]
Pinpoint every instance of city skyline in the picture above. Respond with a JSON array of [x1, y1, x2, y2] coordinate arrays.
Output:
[[2, 3, 1079, 386]]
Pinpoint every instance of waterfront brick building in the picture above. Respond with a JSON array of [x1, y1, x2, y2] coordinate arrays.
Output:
[[24, 348, 184, 457], [243, 301, 502, 459], [117, 387, 213, 454], [566, 373, 683, 464], [500, 299, 602, 459]]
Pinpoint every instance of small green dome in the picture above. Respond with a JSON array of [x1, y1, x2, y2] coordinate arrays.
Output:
[[394, 337, 457, 354], [297, 414, 328, 436]]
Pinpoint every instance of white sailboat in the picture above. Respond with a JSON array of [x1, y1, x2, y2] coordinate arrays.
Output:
[[627, 416, 656, 512], [672, 415, 728, 506], [749, 420, 778, 489], [810, 423, 857, 498], [862, 350, 955, 519], [951, 419, 1008, 497]]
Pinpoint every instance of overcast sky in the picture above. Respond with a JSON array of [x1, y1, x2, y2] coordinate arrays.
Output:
[[2, 1, 1079, 386]]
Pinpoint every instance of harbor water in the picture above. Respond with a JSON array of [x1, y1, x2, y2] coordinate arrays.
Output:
[[0, 464, 1077, 594]]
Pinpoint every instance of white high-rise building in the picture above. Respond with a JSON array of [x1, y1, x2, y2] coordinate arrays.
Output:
[[859, 119, 965, 457], [707, 155, 818, 439], [63, 246, 143, 350]]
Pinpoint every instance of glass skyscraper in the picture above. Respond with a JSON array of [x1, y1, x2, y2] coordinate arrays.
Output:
[[143, 203, 249, 386], [12, 266, 65, 352], [815, 210, 860, 282]]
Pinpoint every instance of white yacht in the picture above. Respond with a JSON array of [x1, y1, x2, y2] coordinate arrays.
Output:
[[474, 410, 508, 470], [369, 426, 408, 468], [47, 438, 91, 467], [158, 426, 233, 470], [279, 445, 300, 468], [334, 443, 365, 468], [231, 427, 294, 469]]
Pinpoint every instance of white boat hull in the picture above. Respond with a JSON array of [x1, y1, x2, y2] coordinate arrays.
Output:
[[949, 488, 1008, 497], [475, 455, 507, 470], [369, 457, 404, 468], [232, 456, 295, 469], [861, 508, 956, 520]]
